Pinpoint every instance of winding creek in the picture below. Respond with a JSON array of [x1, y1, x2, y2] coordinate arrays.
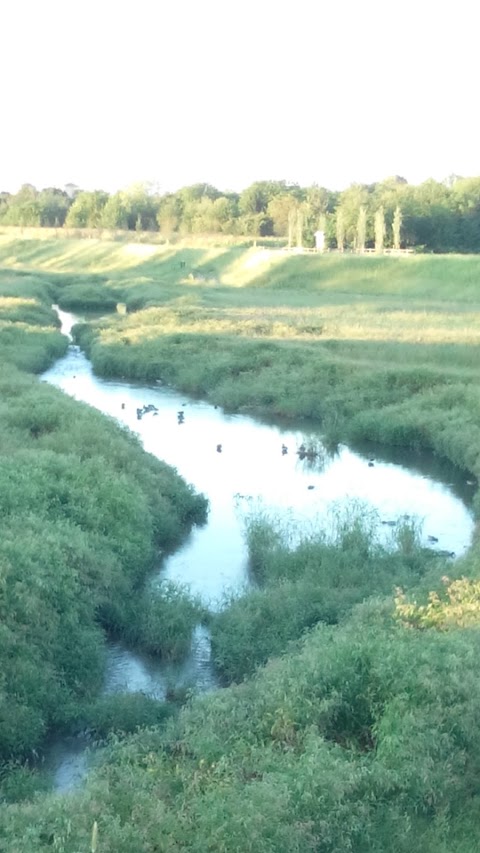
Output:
[[39, 308, 475, 791]]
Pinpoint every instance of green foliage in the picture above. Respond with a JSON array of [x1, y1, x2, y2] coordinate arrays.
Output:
[[357, 204, 367, 251], [64, 191, 109, 228], [2, 237, 480, 850], [5, 610, 480, 850], [82, 693, 174, 739], [55, 281, 122, 312], [212, 507, 432, 682], [374, 205, 385, 252], [0, 275, 67, 371], [103, 581, 204, 661], [0, 762, 50, 804], [395, 576, 480, 629], [0, 268, 207, 763], [3, 174, 480, 249], [392, 204, 402, 249]]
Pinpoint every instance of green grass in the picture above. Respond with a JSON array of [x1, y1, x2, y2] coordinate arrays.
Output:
[[211, 506, 438, 683], [102, 580, 205, 662], [2, 234, 480, 850], [4, 604, 480, 851], [0, 265, 208, 768]]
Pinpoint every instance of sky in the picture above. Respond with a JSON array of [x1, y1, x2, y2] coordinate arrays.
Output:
[[1, 0, 479, 196]]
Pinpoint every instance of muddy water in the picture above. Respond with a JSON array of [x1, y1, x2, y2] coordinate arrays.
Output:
[[39, 309, 475, 789]]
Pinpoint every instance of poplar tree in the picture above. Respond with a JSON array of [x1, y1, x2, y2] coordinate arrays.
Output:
[[296, 208, 303, 248], [288, 207, 296, 248], [393, 205, 403, 250], [375, 206, 386, 253], [357, 206, 367, 253], [336, 210, 345, 252]]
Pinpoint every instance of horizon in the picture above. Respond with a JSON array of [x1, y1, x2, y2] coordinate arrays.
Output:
[[0, 172, 474, 198], [2, 0, 479, 196]]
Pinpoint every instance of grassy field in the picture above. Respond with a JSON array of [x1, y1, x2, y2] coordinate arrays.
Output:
[[2, 234, 480, 850]]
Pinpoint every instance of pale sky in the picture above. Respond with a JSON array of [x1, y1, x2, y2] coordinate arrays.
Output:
[[1, 0, 479, 195]]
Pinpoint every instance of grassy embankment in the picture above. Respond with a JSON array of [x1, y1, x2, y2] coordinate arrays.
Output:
[[1, 234, 480, 850], [0, 255, 208, 798]]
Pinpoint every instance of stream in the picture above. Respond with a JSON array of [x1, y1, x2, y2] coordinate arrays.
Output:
[[39, 308, 475, 791]]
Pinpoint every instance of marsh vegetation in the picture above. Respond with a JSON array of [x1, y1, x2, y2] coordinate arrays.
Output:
[[1, 234, 480, 851]]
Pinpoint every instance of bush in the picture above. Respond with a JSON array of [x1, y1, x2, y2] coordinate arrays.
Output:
[[83, 693, 174, 739], [211, 507, 435, 682]]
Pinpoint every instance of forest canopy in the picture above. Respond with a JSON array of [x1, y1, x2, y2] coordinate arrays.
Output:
[[2, 175, 480, 252]]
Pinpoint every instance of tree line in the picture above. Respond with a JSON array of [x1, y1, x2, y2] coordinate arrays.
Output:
[[1, 175, 480, 252]]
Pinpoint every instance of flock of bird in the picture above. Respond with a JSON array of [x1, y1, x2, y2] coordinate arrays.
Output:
[[130, 403, 330, 462], [123, 400, 459, 551]]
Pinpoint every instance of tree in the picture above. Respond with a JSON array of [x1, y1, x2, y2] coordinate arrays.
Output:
[[267, 194, 300, 238], [295, 208, 303, 248], [37, 188, 71, 227], [336, 210, 345, 252], [212, 195, 239, 233], [374, 206, 386, 253], [288, 207, 296, 248], [121, 183, 160, 231], [65, 191, 108, 228], [157, 194, 182, 235], [392, 206, 402, 250], [401, 180, 456, 251], [336, 184, 371, 248], [0, 184, 41, 226], [356, 206, 367, 253], [100, 193, 129, 230], [302, 186, 335, 247], [238, 181, 293, 237]]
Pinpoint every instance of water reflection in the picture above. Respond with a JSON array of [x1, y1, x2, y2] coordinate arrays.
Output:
[[40, 735, 92, 793], [104, 625, 217, 699], [43, 342, 474, 597]]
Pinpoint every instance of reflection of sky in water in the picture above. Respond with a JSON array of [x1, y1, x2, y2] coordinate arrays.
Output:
[[43, 333, 475, 606], [40, 735, 92, 792], [104, 625, 216, 698]]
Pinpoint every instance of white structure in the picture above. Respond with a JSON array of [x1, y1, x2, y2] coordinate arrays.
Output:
[[314, 230, 325, 252]]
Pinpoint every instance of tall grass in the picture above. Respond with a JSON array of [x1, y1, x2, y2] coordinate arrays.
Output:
[[2, 236, 480, 850], [4, 605, 480, 851], [0, 267, 207, 766], [102, 580, 204, 661], [211, 505, 434, 682]]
